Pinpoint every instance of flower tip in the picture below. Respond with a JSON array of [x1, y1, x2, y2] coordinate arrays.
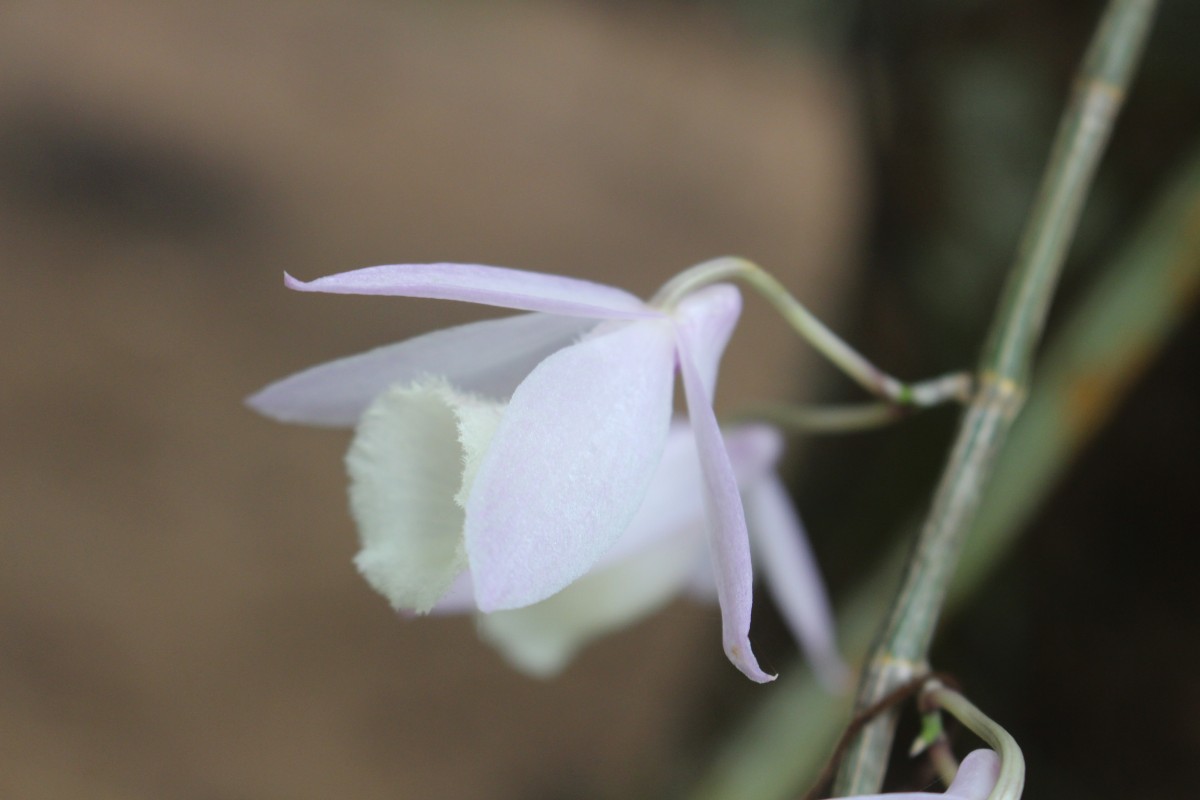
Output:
[[283, 271, 310, 291], [243, 388, 268, 415], [728, 643, 777, 684], [744, 665, 778, 685], [242, 383, 307, 423], [243, 384, 291, 422]]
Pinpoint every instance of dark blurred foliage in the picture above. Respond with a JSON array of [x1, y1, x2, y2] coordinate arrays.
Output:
[[694, 0, 1200, 797], [595, 0, 1200, 795]]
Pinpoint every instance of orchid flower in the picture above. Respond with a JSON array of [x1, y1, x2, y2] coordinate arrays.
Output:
[[248, 262, 840, 682], [834, 750, 1002, 800]]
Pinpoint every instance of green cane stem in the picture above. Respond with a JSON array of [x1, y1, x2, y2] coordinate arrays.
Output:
[[832, 1, 1157, 793], [687, 134, 1200, 800]]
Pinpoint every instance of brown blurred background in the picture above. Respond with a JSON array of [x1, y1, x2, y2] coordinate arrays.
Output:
[[0, 2, 862, 798], [3, 1, 1199, 799]]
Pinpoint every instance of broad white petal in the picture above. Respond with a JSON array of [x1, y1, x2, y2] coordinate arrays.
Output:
[[348, 378, 502, 612], [677, 335, 773, 682], [434, 423, 778, 609], [477, 528, 706, 676], [746, 473, 848, 690], [247, 313, 591, 427], [429, 424, 708, 619], [286, 263, 658, 319], [432, 422, 710, 615], [465, 320, 676, 611]]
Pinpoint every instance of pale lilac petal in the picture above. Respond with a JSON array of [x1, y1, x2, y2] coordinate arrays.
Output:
[[285, 263, 659, 319], [676, 336, 773, 682], [669, 283, 742, 400], [477, 526, 706, 676], [436, 424, 794, 674], [832, 750, 1001, 800], [944, 750, 1002, 799], [598, 421, 707, 565], [466, 320, 676, 611], [432, 423, 710, 615], [247, 313, 591, 427], [745, 472, 848, 690]]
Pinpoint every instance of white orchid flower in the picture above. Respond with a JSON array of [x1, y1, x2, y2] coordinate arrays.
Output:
[[249, 262, 841, 682]]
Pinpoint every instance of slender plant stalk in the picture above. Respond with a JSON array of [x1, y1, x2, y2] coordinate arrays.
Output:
[[728, 401, 909, 434], [655, 256, 973, 409], [687, 138, 1200, 800], [832, 1, 1158, 793]]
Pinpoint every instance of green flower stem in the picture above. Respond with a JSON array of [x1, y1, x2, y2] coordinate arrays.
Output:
[[654, 256, 972, 410], [832, 1, 1157, 794], [922, 683, 1025, 800], [727, 401, 909, 434], [926, 737, 960, 791], [687, 136, 1200, 800]]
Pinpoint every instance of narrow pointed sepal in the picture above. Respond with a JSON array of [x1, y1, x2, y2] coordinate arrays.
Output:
[[676, 335, 774, 683], [285, 263, 659, 319]]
